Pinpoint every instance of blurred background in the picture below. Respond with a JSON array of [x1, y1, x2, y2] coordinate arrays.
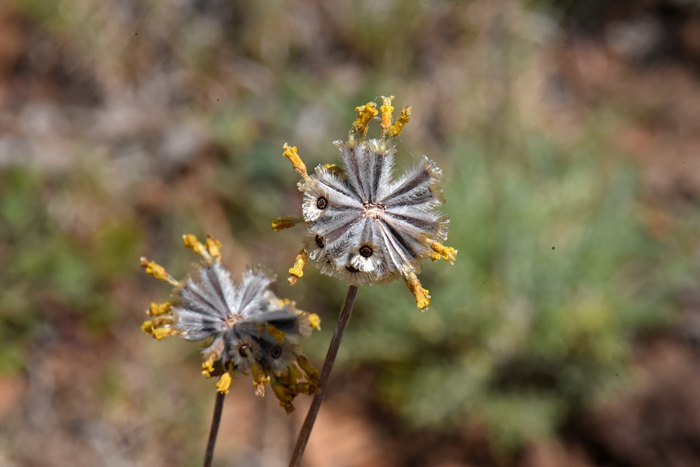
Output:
[[2, 0, 700, 465]]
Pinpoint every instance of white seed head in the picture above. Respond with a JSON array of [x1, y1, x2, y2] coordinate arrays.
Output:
[[299, 140, 449, 286], [174, 264, 309, 371], [276, 98, 456, 310], [141, 234, 321, 404]]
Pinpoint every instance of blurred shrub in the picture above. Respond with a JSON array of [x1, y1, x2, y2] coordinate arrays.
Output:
[[0, 166, 142, 373], [342, 123, 684, 451]]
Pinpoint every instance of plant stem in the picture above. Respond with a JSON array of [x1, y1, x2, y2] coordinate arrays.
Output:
[[289, 285, 359, 467], [203, 391, 226, 467]]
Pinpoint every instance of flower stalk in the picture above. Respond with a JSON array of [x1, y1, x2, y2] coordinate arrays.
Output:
[[203, 391, 226, 467], [289, 285, 358, 467]]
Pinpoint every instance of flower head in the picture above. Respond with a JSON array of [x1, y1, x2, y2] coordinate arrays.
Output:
[[140, 234, 321, 413], [274, 96, 457, 311]]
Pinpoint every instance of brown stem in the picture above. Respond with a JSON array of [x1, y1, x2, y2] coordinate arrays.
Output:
[[289, 285, 359, 467], [203, 391, 226, 467]]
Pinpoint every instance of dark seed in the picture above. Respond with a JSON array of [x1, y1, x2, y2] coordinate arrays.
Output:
[[345, 265, 359, 273], [315, 235, 325, 248], [270, 345, 283, 359], [317, 197, 328, 209], [359, 245, 373, 258]]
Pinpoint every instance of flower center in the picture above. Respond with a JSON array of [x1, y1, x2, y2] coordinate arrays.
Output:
[[362, 200, 385, 219], [223, 314, 243, 329]]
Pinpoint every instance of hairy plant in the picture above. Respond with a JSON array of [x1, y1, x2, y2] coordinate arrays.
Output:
[[273, 96, 457, 466], [140, 234, 320, 466]]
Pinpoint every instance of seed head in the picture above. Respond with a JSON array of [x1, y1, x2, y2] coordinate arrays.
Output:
[[140, 234, 321, 412], [274, 96, 457, 311]]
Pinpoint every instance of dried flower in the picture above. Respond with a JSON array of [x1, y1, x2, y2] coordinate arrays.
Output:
[[140, 234, 321, 413], [274, 96, 457, 311]]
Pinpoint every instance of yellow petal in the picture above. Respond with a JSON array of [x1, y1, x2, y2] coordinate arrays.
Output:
[[308, 313, 321, 331], [271, 216, 304, 232], [141, 320, 154, 335], [202, 354, 217, 377], [140, 257, 179, 285], [380, 95, 395, 136], [216, 371, 232, 394], [183, 234, 210, 261], [351, 102, 378, 137], [148, 302, 172, 316], [404, 271, 431, 312], [389, 106, 412, 137], [283, 143, 308, 179], [429, 241, 458, 265], [142, 316, 179, 339], [206, 235, 222, 259], [288, 249, 307, 286], [152, 326, 180, 340]]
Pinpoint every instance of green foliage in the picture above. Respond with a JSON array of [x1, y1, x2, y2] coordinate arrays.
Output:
[[342, 125, 684, 451], [0, 166, 143, 373]]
